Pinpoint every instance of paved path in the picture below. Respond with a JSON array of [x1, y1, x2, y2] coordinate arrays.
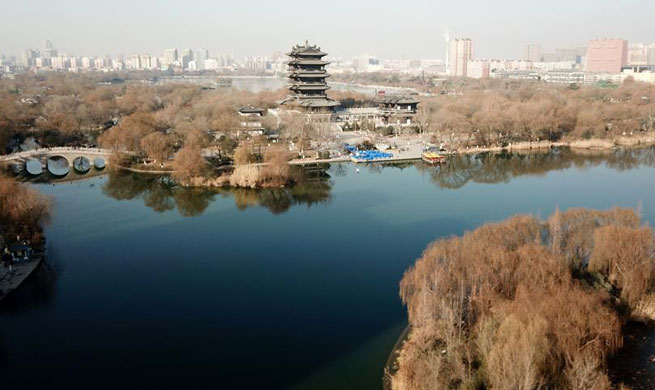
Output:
[[0, 254, 43, 302]]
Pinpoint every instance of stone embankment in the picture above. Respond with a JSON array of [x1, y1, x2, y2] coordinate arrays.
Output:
[[0, 254, 43, 302]]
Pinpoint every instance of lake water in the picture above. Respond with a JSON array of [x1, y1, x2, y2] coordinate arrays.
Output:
[[1, 148, 655, 389]]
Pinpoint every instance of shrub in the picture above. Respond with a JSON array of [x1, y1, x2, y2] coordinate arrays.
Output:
[[233, 143, 254, 165], [259, 148, 292, 187]]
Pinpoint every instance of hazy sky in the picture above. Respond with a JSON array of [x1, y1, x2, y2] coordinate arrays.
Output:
[[1, 0, 654, 60]]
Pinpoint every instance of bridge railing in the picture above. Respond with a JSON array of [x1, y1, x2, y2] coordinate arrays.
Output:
[[0, 147, 114, 162]]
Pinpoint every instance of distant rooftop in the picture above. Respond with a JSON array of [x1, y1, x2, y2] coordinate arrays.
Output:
[[379, 95, 420, 105], [238, 105, 265, 114]]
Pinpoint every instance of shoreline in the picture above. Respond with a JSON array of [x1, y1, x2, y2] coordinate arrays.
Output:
[[115, 164, 174, 174], [7, 134, 652, 187], [383, 325, 411, 390], [454, 134, 655, 155], [0, 253, 44, 302], [114, 134, 655, 190]]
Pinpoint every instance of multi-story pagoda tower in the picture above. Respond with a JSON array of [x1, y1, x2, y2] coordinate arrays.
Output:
[[281, 41, 339, 112]]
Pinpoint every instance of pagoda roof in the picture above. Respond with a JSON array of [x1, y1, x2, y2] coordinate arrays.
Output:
[[287, 41, 328, 57], [298, 99, 340, 108], [279, 96, 340, 108]]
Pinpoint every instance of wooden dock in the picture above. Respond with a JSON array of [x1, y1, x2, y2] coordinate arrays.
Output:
[[0, 254, 43, 302]]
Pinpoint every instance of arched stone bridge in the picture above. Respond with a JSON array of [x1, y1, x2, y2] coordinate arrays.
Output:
[[0, 147, 114, 172]]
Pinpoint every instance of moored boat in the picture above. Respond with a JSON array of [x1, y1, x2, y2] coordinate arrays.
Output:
[[422, 148, 446, 164], [350, 150, 394, 163]]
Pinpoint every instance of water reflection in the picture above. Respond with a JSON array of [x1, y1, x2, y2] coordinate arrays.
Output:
[[101, 169, 334, 216], [101, 172, 214, 216], [100, 148, 655, 216], [19, 166, 106, 184], [415, 147, 655, 190]]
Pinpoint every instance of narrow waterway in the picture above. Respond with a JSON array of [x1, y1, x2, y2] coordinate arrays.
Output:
[[1, 147, 655, 389]]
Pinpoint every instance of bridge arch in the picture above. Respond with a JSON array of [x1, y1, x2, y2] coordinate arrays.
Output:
[[46, 155, 70, 176], [73, 156, 91, 173]]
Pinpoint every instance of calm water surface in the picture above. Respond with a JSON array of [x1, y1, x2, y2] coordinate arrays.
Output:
[[1, 148, 655, 389]]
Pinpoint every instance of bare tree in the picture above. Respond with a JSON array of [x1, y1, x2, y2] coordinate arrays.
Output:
[[172, 144, 208, 183], [140, 132, 173, 164]]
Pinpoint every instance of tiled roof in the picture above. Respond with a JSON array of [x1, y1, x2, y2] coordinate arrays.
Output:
[[379, 96, 420, 105], [238, 105, 265, 114], [287, 41, 327, 57]]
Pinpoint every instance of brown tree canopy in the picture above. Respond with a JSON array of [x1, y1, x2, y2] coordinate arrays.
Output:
[[394, 207, 653, 390], [140, 132, 173, 163], [2, 72, 655, 160], [0, 174, 51, 241], [99, 112, 159, 152], [172, 144, 207, 182]]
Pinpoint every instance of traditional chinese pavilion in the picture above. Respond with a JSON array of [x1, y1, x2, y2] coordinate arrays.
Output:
[[280, 41, 339, 113]]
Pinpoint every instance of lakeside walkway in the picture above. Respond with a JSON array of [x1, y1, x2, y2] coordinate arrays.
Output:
[[0, 254, 43, 302]]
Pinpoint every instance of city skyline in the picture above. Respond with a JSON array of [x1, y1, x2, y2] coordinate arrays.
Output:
[[2, 0, 654, 59]]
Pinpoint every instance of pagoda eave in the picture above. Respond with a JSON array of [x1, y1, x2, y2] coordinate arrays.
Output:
[[288, 73, 330, 79], [288, 60, 330, 66], [286, 52, 328, 57], [290, 86, 331, 91]]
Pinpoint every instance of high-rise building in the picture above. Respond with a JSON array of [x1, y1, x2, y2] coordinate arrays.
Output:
[[217, 53, 234, 68], [111, 58, 124, 70], [43, 40, 57, 59], [20, 49, 39, 66], [541, 47, 586, 64], [628, 43, 648, 66], [180, 49, 193, 69], [467, 60, 490, 79], [193, 49, 209, 70], [352, 53, 371, 72], [648, 44, 655, 65], [163, 48, 178, 65], [523, 45, 542, 62], [204, 58, 219, 70], [149, 56, 159, 70], [140, 54, 152, 69], [129, 54, 141, 70], [449, 38, 473, 77], [280, 41, 339, 112], [81, 57, 92, 69], [586, 39, 628, 73], [50, 56, 66, 69], [555, 47, 586, 63]]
